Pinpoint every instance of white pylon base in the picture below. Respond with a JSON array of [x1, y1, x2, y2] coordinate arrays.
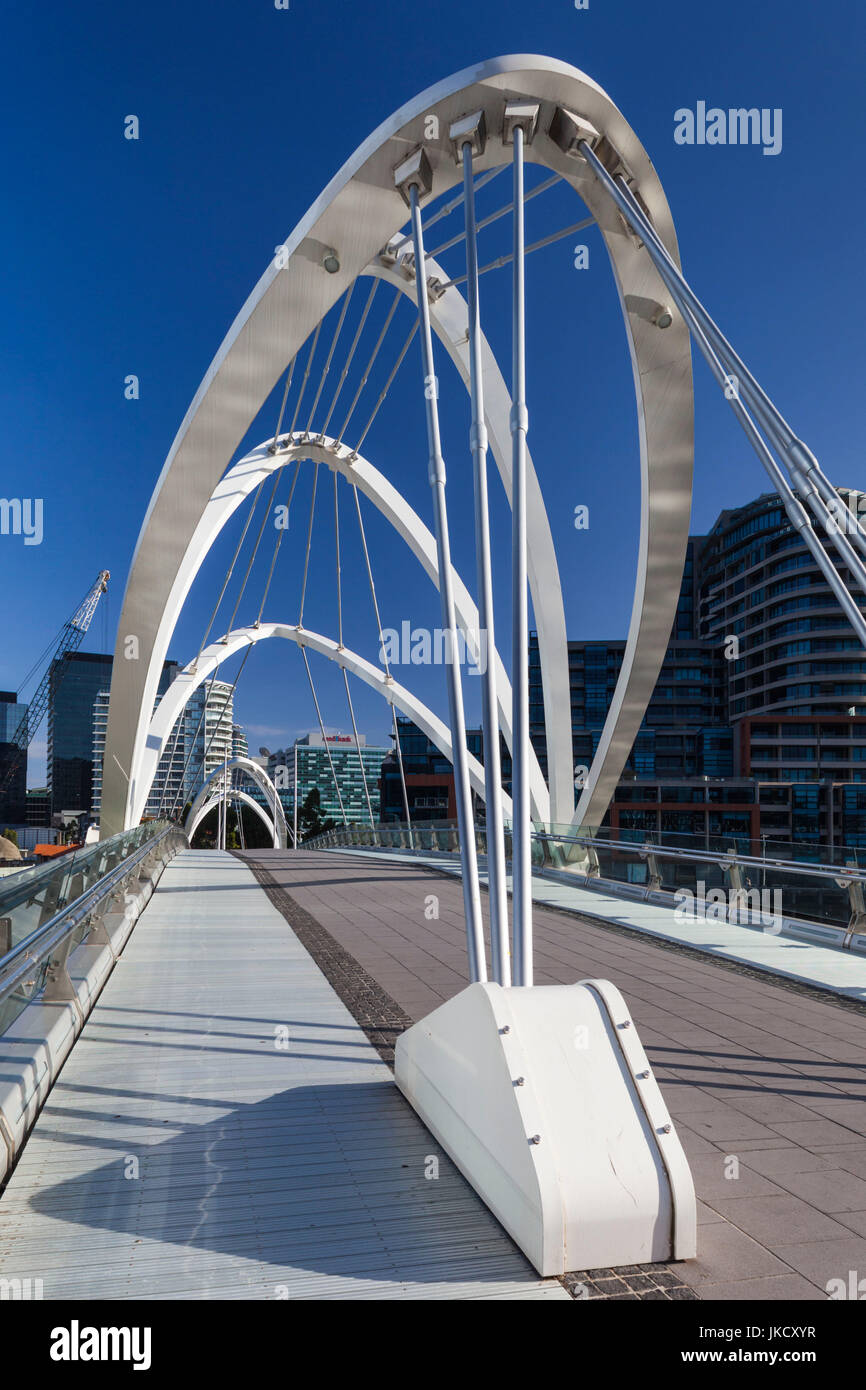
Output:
[[394, 979, 696, 1277]]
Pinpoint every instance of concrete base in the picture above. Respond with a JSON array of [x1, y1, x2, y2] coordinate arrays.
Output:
[[394, 979, 696, 1277]]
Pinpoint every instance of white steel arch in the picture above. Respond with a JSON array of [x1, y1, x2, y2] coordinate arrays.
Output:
[[182, 755, 288, 848], [123, 433, 549, 826], [187, 788, 279, 848], [102, 55, 693, 839], [137, 624, 518, 824]]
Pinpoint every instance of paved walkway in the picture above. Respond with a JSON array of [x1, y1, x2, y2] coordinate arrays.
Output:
[[0, 851, 567, 1300], [318, 846, 866, 1002], [243, 848, 866, 1301]]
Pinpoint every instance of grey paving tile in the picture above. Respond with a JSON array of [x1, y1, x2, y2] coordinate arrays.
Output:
[[768, 1168, 866, 1214], [686, 1115, 788, 1145], [770, 1120, 865, 1149], [684, 1154, 786, 1202], [741, 1148, 837, 1179], [770, 1235, 866, 1291], [725, 1094, 829, 1125], [697, 1274, 826, 1300], [709, 1194, 855, 1247], [677, 1223, 791, 1287]]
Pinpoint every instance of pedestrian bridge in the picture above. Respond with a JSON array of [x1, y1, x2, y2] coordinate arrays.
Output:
[[1, 831, 865, 1301]]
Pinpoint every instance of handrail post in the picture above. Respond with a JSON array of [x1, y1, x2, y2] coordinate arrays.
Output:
[[840, 861, 866, 948]]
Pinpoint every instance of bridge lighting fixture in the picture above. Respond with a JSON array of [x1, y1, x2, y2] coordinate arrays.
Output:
[[549, 105, 600, 156], [449, 109, 487, 163], [323, 250, 341, 274], [502, 100, 539, 145], [394, 146, 433, 206]]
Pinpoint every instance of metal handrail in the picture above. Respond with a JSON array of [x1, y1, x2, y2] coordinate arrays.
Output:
[[305, 820, 865, 886], [532, 831, 866, 886], [0, 823, 183, 1004]]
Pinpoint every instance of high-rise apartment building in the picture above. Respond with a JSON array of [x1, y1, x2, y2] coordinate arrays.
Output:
[[92, 676, 236, 820], [531, 488, 866, 851], [0, 691, 28, 824], [48, 652, 114, 815]]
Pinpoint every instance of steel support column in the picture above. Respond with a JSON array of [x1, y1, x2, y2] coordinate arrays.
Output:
[[406, 175, 486, 984]]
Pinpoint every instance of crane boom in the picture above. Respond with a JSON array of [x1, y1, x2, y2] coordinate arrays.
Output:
[[0, 570, 110, 799]]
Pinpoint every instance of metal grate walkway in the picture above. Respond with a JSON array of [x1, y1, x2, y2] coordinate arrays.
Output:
[[0, 850, 567, 1300]]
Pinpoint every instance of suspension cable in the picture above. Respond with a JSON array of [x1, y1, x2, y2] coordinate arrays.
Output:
[[165, 659, 224, 820], [463, 138, 510, 987], [441, 215, 596, 290], [319, 280, 379, 442], [391, 705, 411, 831], [169, 642, 255, 821], [336, 287, 400, 447], [579, 143, 866, 641], [192, 480, 265, 670], [298, 461, 319, 628], [350, 321, 418, 460], [154, 685, 197, 820], [334, 470, 343, 648], [270, 355, 297, 451], [221, 469, 284, 640], [342, 667, 374, 827], [351, 482, 389, 675], [428, 172, 559, 259], [289, 323, 321, 435], [304, 285, 355, 437], [350, 481, 410, 828], [255, 457, 302, 625], [391, 164, 506, 253], [610, 168, 866, 575], [300, 645, 347, 825]]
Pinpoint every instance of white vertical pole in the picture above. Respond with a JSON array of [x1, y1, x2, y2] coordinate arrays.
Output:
[[511, 123, 533, 987], [293, 743, 298, 848], [462, 141, 510, 988], [408, 180, 487, 984], [222, 751, 228, 851]]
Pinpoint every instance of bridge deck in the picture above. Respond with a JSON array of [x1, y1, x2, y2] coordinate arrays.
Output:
[[241, 848, 866, 1301], [0, 851, 567, 1300]]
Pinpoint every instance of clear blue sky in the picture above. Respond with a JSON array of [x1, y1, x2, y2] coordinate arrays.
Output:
[[2, 0, 864, 782]]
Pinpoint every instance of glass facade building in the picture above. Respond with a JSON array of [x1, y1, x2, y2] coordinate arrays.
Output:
[[264, 733, 386, 826], [530, 635, 729, 785], [48, 652, 114, 815], [0, 691, 28, 824], [379, 717, 512, 823]]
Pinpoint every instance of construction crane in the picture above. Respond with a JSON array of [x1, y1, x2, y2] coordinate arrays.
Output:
[[0, 570, 110, 802]]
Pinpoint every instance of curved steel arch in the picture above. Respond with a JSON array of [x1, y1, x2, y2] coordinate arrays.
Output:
[[136, 623, 518, 824], [102, 55, 693, 839], [124, 432, 550, 826], [187, 788, 279, 848], [183, 755, 289, 848]]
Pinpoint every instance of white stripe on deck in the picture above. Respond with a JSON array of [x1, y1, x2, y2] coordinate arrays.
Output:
[[0, 850, 567, 1301]]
